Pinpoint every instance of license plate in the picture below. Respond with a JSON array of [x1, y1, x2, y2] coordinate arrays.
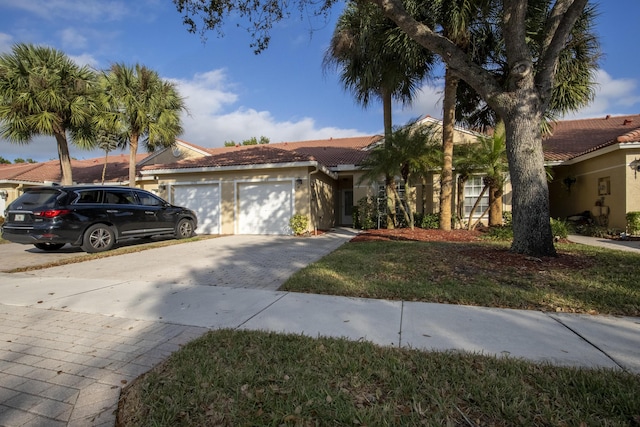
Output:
[[14, 214, 25, 221]]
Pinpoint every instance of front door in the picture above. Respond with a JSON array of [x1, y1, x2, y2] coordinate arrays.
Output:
[[341, 190, 353, 226]]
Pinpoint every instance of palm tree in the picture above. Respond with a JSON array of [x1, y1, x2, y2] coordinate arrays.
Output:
[[427, 0, 493, 231], [464, 121, 508, 229], [97, 63, 186, 187], [96, 129, 123, 184], [324, 0, 435, 228], [359, 121, 441, 229], [0, 43, 98, 185]]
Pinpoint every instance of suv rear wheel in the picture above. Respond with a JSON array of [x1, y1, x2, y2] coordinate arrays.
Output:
[[82, 224, 115, 253]]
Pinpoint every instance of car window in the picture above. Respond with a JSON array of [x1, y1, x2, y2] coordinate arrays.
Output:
[[75, 190, 101, 204], [11, 189, 61, 208], [136, 191, 165, 207], [105, 190, 136, 205]]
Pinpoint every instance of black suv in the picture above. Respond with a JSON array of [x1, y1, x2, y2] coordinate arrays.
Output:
[[2, 185, 198, 253]]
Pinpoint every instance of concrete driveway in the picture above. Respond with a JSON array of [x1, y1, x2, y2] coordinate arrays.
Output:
[[0, 230, 357, 289]]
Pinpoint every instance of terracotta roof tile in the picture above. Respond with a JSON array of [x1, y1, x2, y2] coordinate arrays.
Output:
[[274, 136, 383, 167], [146, 145, 315, 170], [0, 154, 146, 184], [151, 136, 384, 171], [543, 114, 640, 162]]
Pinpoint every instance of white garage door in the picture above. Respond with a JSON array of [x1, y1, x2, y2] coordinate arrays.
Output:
[[173, 184, 220, 234], [238, 182, 293, 235]]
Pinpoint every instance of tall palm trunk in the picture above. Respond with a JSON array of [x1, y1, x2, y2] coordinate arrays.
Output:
[[439, 68, 459, 231], [382, 86, 395, 229], [54, 131, 73, 185], [128, 134, 139, 187], [101, 149, 110, 185], [489, 184, 503, 225]]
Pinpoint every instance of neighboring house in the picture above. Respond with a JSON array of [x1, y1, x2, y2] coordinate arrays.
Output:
[[545, 114, 640, 231]]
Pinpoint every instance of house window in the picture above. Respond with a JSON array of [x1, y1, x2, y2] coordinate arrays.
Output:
[[378, 181, 406, 214], [463, 176, 489, 217]]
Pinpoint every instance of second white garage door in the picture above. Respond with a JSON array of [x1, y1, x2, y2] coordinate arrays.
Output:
[[173, 184, 220, 235], [238, 181, 293, 235]]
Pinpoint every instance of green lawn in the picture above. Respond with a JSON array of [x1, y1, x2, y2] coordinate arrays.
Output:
[[281, 240, 640, 317], [117, 238, 640, 426]]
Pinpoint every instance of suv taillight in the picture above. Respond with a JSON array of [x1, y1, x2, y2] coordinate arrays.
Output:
[[33, 209, 71, 218]]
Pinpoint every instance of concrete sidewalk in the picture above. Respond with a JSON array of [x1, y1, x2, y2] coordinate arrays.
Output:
[[568, 234, 640, 253], [1, 230, 639, 426]]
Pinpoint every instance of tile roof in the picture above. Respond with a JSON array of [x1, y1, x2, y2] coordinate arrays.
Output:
[[543, 114, 640, 162], [0, 154, 146, 184], [272, 135, 383, 167], [146, 145, 315, 170], [147, 135, 384, 171]]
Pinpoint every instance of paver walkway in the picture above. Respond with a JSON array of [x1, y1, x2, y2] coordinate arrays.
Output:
[[0, 305, 207, 426]]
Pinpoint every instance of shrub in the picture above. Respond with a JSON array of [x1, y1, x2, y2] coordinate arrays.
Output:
[[626, 211, 640, 235], [419, 213, 439, 229], [354, 197, 376, 230], [575, 223, 609, 238], [550, 217, 569, 239], [484, 225, 513, 241], [289, 214, 309, 236], [502, 211, 512, 226]]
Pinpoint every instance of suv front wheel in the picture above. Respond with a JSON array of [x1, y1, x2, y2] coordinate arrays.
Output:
[[82, 224, 115, 253], [176, 218, 194, 239]]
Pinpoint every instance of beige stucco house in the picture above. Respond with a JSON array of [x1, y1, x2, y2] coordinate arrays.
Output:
[[545, 114, 640, 231]]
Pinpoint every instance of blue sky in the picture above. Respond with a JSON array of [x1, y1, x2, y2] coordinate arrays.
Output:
[[0, 0, 639, 163]]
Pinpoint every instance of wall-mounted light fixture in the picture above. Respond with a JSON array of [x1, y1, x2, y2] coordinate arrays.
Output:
[[295, 178, 303, 189], [562, 176, 576, 192], [631, 158, 640, 179], [0, 190, 8, 200]]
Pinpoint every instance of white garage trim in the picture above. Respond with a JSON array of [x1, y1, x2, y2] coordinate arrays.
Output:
[[170, 180, 221, 234], [235, 178, 295, 235]]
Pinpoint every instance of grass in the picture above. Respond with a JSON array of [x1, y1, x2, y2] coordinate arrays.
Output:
[[116, 237, 640, 426], [281, 240, 640, 317], [117, 329, 640, 426]]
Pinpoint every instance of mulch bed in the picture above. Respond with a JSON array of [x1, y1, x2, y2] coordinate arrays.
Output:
[[350, 228, 482, 242], [350, 228, 591, 271]]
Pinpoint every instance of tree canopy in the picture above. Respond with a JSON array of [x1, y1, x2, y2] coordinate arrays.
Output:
[[0, 43, 98, 184], [96, 63, 186, 187]]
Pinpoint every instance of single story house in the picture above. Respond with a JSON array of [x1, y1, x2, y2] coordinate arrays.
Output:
[[2, 114, 638, 234], [545, 114, 640, 231]]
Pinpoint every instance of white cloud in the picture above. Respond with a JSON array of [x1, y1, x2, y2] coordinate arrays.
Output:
[[68, 53, 100, 68], [172, 69, 365, 147], [0, 32, 12, 53], [565, 69, 640, 119], [0, 0, 130, 22], [59, 28, 88, 50], [393, 81, 445, 124]]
